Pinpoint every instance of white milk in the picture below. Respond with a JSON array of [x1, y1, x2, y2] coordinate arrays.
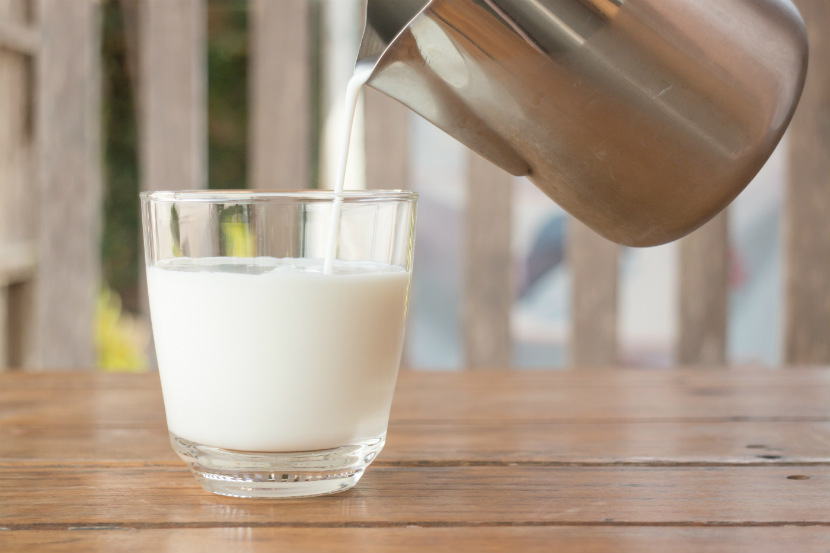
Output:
[[147, 256, 410, 452], [324, 62, 375, 274]]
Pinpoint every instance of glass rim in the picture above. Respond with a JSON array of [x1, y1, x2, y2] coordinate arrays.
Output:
[[140, 189, 417, 203]]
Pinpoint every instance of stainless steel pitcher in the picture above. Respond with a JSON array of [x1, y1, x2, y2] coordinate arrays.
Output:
[[357, 0, 808, 246]]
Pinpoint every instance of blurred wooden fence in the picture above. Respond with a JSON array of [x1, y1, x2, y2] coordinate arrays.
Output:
[[0, 0, 100, 370], [0, 0, 827, 371]]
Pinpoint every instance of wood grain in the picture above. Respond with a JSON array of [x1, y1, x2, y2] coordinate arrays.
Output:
[[2, 419, 827, 467], [464, 153, 513, 367], [2, 527, 830, 553], [383, 420, 830, 466], [249, 0, 310, 190], [785, 0, 830, 364], [0, 465, 827, 527], [391, 370, 830, 421], [677, 211, 729, 364], [1, 371, 827, 466], [568, 220, 619, 366], [31, 0, 101, 369], [1, 369, 827, 550], [2, 369, 828, 424]]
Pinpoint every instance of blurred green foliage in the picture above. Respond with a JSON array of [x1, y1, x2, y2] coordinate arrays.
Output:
[[96, 287, 149, 372], [207, 0, 249, 190], [101, 0, 140, 312]]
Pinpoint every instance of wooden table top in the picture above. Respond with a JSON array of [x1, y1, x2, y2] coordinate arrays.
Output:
[[1, 368, 828, 552]]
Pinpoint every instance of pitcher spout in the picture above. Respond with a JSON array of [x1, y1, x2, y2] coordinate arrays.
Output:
[[357, 0, 532, 178], [358, 0, 430, 66]]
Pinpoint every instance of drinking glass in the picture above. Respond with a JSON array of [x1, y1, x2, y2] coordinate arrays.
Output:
[[141, 190, 417, 498]]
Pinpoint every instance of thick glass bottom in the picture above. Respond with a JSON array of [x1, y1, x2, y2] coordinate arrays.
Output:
[[169, 431, 385, 498]]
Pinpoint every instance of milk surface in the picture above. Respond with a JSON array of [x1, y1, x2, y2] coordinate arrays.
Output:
[[147, 256, 410, 452]]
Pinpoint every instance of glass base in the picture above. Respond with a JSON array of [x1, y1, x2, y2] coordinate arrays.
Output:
[[169, 432, 385, 498]]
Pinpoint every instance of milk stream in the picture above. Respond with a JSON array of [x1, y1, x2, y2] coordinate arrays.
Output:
[[323, 61, 375, 274]]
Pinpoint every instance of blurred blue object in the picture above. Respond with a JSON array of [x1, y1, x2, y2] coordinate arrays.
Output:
[[519, 214, 566, 299]]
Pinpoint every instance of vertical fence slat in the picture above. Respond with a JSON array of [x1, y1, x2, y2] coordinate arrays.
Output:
[[139, 0, 206, 193], [33, 0, 101, 369], [0, 287, 6, 368], [249, 0, 310, 190], [677, 212, 729, 365], [464, 154, 512, 368], [569, 221, 619, 367], [364, 88, 409, 190], [785, 0, 830, 365], [137, 0, 206, 368], [0, 36, 6, 366], [0, 1, 36, 370], [364, 89, 410, 364]]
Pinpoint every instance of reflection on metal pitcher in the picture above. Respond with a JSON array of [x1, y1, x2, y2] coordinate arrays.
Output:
[[358, 0, 808, 246]]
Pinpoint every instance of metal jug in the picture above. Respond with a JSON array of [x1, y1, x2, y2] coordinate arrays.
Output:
[[357, 0, 808, 246]]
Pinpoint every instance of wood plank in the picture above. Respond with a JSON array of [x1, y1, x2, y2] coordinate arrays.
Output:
[[0, 20, 37, 55], [785, 0, 830, 364], [138, 0, 207, 192], [391, 370, 830, 422], [568, 220, 619, 366], [136, 0, 206, 366], [383, 420, 830, 466], [0, 23, 32, 248], [0, 465, 827, 527], [464, 153, 512, 367], [248, 0, 310, 190], [1, 371, 827, 465], [31, 0, 102, 369], [1, 370, 828, 548], [3, 527, 830, 553], [677, 211, 729, 364], [1, 369, 828, 423], [363, 88, 411, 364], [0, 1, 36, 372], [364, 88, 409, 190], [1, 419, 827, 467]]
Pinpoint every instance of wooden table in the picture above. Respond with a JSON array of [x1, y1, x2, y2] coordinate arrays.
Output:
[[1, 368, 828, 552]]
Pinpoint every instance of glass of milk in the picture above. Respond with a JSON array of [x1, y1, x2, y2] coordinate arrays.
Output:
[[140, 190, 417, 498]]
